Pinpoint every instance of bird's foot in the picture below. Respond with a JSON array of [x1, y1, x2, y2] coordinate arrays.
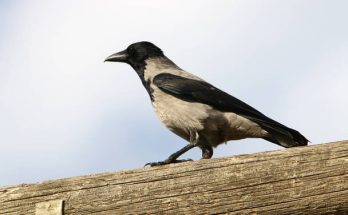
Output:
[[145, 158, 193, 167]]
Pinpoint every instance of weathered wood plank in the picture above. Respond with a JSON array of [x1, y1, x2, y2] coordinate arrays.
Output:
[[35, 200, 63, 215], [0, 140, 347, 214]]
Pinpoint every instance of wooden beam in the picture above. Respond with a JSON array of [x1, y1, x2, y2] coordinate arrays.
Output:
[[35, 200, 63, 215], [0, 140, 347, 214]]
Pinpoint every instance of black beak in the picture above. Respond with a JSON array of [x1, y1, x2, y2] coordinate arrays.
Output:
[[104, 49, 128, 62]]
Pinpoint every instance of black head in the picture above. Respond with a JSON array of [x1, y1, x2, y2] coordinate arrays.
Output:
[[105, 42, 164, 68]]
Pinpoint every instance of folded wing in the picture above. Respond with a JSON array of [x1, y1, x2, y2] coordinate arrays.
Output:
[[153, 73, 308, 147]]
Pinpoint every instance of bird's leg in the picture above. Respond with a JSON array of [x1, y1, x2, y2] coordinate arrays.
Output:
[[145, 130, 199, 167], [145, 143, 196, 167], [200, 145, 213, 159]]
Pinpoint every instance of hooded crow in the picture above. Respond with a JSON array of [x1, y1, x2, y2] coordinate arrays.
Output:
[[105, 41, 308, 166]]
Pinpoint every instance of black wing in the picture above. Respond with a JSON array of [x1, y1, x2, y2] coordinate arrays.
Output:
[[153, 73, 308, 147]]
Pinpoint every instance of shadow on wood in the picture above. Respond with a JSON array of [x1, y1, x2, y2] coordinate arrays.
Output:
[[0, 140, 347, 214]]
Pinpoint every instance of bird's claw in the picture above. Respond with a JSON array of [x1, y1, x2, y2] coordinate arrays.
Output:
[[145, 158, 193, 167]]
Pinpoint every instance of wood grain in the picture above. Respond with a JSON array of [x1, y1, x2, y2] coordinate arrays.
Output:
[[1, 141, 347, 215]]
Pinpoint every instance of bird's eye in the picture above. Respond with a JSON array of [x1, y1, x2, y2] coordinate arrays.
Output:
[[127, 45, 146, 61], [128, 46, 134, 53], [127, 46, 137, 57]]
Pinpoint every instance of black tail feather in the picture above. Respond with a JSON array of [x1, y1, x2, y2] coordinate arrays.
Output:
[[243, 113, 309, 148], [261, 124, 309, 148]]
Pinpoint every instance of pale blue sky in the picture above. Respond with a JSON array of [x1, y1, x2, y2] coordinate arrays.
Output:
[[0, 0, 347, 186]]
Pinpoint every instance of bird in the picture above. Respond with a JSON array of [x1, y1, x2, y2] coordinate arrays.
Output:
[[105, 41, 308, 166]]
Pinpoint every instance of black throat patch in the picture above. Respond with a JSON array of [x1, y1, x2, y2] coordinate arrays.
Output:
[[130, 60, 154, 102]]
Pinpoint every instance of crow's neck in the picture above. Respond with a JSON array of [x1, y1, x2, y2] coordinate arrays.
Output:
[[131, 56, 180, 101], [143, 57, 180, 81]]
